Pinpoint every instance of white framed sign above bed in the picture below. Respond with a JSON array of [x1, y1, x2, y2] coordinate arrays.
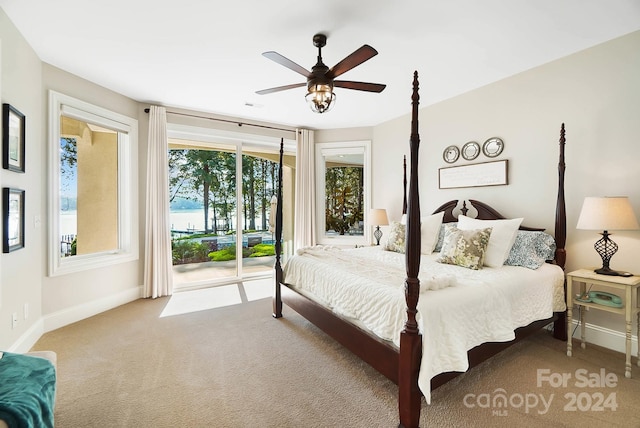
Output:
[[438, 159, 508, 189]]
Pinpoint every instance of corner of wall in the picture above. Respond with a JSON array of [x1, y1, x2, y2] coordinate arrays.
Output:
[[7, 285, 142, 352], [42, 285, 142, 333], [8, 317, 45, 353]]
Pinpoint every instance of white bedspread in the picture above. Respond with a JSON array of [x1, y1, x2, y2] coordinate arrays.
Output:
[[283, 245, 565, 403]]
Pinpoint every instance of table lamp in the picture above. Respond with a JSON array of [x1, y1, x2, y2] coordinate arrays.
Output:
[[576, 196, 639, 276], [369, 208, 389, 245]]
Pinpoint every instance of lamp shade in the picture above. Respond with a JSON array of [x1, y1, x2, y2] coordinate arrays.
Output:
[[576, 196, 639, 231], [369, 208, 389, 226]]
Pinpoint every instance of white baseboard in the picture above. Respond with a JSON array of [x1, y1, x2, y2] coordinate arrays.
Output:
[[7, 286, 142, 353], [8, 318, 45, 354], [570, 319, 638, 355], [43, 286, 142, 333]]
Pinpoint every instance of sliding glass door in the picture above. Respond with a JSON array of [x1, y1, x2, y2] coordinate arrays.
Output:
[[167, 130, 292, 290], [169, 141, 239, 287], [240, 146, 282, 279]]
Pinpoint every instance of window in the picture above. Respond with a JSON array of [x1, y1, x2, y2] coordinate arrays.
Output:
[[315, 141, 371, 246], [48, 91, 138, 276]]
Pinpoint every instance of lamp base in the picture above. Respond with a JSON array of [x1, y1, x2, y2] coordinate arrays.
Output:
[[592, 232, 633, 277], [594, 266, 633, 277], [373, 226, 382, 246]]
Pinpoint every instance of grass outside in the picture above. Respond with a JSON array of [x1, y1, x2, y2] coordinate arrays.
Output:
[[172, 239, 275, 265]]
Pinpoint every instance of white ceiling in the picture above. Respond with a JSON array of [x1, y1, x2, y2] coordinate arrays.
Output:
[[2, 1, 639, 130]]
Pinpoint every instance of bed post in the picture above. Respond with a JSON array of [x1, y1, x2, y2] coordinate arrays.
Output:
[[402, 155, 408, 216], [398, 71, 423, 428], [555, 123, 567, 270], [273, 139, 284, 319], [553, 124, 568, 340]]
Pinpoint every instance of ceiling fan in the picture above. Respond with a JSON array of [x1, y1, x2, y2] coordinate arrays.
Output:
[[256, 34, 386, 113]]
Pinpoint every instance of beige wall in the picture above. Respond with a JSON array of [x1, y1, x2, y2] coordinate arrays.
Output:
[[40, 65, 142, 331], [1, 7, 144, 350], [0, 7, 45, 350], [315, 126, 373, 143], [367, 30, 640, 337]]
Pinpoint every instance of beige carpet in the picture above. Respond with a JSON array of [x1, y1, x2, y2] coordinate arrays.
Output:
[[32, 285, 640, 427]]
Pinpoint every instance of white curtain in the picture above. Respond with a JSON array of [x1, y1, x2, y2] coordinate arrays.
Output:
[[143, 106, 173, 298], [294, 128, 316, 249]]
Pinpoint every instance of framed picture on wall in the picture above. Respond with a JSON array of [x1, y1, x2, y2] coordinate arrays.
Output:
[[2, 103, 26, 173], [3, 188, 25, 253], [438, 159, 508, 189]]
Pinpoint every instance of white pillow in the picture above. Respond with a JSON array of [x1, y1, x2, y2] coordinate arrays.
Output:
[[457, 215, 523, 267], [421, 211, 445, 254]]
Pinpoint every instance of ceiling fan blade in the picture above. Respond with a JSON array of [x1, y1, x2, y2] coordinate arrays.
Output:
[[256, 82, 306, 95], [334, 80, 386, 93], [262, 51, 311, 77], [328, 45, 378, 79]]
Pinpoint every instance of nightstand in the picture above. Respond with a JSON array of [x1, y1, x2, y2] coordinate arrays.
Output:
[[566, 268, 640, 378]]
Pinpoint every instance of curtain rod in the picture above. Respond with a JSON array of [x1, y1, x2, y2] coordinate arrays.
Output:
[[144, 108, 297, 135]]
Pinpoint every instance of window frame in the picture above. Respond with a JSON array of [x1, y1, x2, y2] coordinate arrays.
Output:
[[48, 91, 139, 276], [315, 140, 372, 246]]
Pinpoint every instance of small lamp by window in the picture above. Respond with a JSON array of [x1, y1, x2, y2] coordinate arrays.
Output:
[[369, 208, 389, 246], [576, 196, 639, 276]]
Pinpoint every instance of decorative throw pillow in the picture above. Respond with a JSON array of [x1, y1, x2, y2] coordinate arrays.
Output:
[[383, 221, 406, 253], [437, 225, 492, 270], [457, 215, 523, 268], [394, 212, 444, 254], [421, 211, 445, 254], [434, 222, 457, 252], [505, 231, 557, 269]]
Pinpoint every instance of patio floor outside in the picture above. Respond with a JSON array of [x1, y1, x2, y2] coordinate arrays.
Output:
[[172, 255, 275, 285]]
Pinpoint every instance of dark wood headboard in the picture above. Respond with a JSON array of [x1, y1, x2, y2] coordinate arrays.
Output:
[[432, 199, 545, 232]]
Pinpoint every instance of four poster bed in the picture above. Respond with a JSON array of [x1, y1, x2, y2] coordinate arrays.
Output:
[[272, 71, 568, 428]]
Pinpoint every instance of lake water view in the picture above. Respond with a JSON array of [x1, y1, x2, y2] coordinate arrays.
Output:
[[169, 210, 209, 232], [170, 210, 266, 233], [60, 210, 265, 235]]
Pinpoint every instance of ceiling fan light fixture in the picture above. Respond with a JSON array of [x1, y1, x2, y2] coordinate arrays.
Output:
[[305, 83, 335, 114], [258, 33, 384, 113]]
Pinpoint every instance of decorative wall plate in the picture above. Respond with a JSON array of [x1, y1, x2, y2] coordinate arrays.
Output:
[[443, 145, 460, 163], [461, 141, 480, 161], [482, 137, 504, 158]]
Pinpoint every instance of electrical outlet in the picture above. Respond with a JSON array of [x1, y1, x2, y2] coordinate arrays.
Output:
[[12, 313, 18, 329]]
